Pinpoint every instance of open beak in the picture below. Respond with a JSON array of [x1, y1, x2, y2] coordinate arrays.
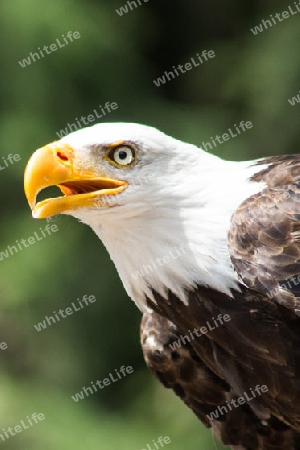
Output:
[[24, 142, 128, 218]]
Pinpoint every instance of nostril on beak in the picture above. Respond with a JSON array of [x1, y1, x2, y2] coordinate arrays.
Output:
[[56, 151, 69, 163]]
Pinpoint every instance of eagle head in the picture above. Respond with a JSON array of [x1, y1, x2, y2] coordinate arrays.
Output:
[[24, 122, 259, 309]]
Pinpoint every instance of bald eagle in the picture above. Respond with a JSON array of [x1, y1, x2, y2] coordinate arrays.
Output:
[[24, 123, 300, 450]]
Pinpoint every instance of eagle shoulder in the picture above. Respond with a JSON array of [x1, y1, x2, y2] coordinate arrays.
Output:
[[229, 155, 300, 313]]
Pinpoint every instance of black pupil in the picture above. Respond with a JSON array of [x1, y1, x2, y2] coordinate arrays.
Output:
[[118, 150, 128, 160]]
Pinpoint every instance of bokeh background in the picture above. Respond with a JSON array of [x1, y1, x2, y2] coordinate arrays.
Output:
[[0, 0, 300, 448]]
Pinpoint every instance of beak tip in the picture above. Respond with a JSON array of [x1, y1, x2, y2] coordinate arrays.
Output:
[[24, 143, 71, 217]]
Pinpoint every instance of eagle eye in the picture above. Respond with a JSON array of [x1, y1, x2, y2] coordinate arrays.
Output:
[[107, 145, 136, 167]]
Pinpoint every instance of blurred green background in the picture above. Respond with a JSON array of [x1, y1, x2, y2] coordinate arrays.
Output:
[[0, 0, 299, 448]]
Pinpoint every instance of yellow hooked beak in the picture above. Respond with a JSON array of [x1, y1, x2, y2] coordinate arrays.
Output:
[[24, 142, 127, 218]]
